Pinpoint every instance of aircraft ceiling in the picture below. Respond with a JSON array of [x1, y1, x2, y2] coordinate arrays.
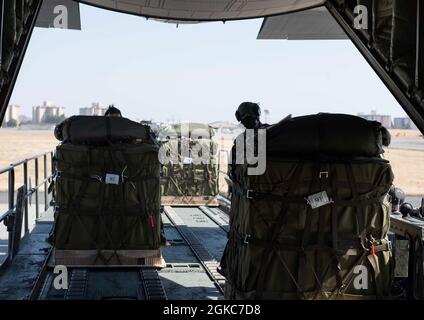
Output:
[[258, 7, 347, 40], [76, 0, 325, 21]]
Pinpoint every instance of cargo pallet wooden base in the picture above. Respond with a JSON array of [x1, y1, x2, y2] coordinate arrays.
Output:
[[48, 249, 166, 268], [161, 196, 219, 207]]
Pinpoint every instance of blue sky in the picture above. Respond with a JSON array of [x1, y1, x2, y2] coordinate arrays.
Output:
[[10, 4, 406, 123]]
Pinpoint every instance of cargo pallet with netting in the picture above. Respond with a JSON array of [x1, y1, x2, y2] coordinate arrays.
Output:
[[220, 114, 395, 300], [51, 116, 165, 268], [159, 123, 221, 207]]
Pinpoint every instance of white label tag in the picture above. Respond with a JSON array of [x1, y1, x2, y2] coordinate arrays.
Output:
[[307, 191, 332, 209], [105, 173, 120, 185], [182, 157, 193, 164]]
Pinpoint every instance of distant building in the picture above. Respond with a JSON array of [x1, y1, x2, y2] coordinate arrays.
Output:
[[393, 117, 417, 130], [209, 121, 244, 135], [358, 110, 392, 129], [19, 114, 32, 124], [79, 102, 107, 116], [4, 104, 21, 125], [209, 121, 238, 129], [32, 101, 65, 124]]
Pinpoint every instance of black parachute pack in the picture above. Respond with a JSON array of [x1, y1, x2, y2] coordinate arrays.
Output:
[[54, 115, 153, 145], [266, 113, 391, 158]]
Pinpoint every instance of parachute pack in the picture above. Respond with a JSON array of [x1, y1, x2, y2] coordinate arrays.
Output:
[[54, 115, 153, 145], [220, 113, 394, 300]]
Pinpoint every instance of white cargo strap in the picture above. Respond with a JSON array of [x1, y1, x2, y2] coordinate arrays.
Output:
[[90, 175, 103, 183], [243, 234, 251, 244]]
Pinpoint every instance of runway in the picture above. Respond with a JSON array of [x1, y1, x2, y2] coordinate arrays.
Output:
[[389, 136, 424, 152]]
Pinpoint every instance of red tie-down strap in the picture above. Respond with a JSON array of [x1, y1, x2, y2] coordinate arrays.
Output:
[[370, 243, 375, 257], [148, 213, 156, 228]]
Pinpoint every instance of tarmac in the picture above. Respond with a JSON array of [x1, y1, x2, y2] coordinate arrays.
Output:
[[389, 136, 424, 152]]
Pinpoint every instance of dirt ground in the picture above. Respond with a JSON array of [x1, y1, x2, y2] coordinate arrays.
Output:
[[0, 128, 424, 196], [383, 148, 424, 195], [0, 129, 57, 192], [390, 129, 422, 138]]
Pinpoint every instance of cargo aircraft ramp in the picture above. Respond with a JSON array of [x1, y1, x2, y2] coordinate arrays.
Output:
[[0, 202, 230, 300]]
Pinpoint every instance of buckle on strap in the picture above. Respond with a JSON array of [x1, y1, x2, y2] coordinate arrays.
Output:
[[319, 171, 329, 178], [243, 234, 251, 244], [387, 240, 393, 251], [366, 240, 393, 254], [246, 190, 254, 199]]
